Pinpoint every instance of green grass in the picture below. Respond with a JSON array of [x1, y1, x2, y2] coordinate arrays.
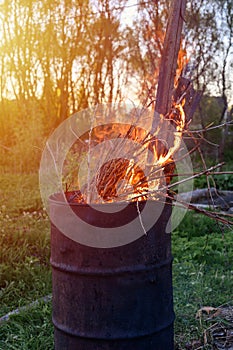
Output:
[[173, 213, 233, 349], [0, 174, 232, 349], [0, 303, 53, 350], [0, 174, 52, 349]]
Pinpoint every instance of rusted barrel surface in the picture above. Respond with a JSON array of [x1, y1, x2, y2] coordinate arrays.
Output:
[[50, 194, 175, 350]]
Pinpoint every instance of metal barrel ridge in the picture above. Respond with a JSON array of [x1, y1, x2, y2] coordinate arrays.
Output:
[[49, 193, 175, 350]]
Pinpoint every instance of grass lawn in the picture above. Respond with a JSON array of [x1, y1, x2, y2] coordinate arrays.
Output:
[[0, 173, 232, 349], [0, 174, 53, 350]]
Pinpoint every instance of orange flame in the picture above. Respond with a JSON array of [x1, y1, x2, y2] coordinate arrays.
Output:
[[96, 158, 148, 202], [64, 102, 186, 203], [175, 44, 189, 88]]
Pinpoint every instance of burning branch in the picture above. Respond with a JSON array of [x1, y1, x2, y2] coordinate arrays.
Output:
[[154, 0, 187, 117]]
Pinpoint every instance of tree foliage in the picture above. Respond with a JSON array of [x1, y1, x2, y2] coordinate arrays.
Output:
[[0, 0, 232, 171]]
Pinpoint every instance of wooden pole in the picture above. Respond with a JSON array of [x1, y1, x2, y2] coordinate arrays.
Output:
[[147, 0, 187, 181], [154, 0, 187, 118]]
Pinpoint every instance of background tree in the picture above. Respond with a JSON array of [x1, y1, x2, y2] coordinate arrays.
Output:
[[0, 0, 232, 172], [125, 0, 168, 104], [81, 0, 128, 105], [215, 0, 233, 161]]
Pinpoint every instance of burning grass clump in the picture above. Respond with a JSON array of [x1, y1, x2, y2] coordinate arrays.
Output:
[[51, 101, 233, 230], [60, 102, 187, 207]]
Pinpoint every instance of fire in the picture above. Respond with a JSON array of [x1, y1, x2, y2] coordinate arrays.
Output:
[[174, 44, 189, 88], [96, 158, 148, 201], [64, 101, 186, 204], [63, 35, 189, 204]]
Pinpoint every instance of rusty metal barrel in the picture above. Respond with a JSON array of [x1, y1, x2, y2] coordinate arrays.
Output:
[[49, 193, 175, 350]]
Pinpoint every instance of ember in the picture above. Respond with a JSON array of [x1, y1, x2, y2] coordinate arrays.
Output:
[[96, 158, 148, 201]]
